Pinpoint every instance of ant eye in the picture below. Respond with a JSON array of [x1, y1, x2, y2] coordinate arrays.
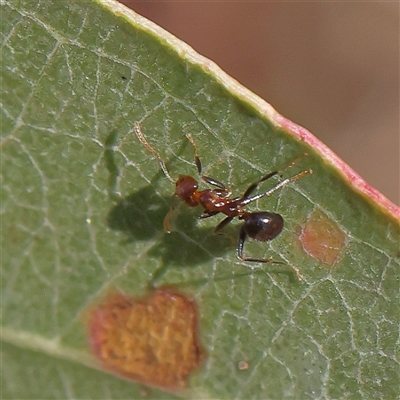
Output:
[[244, 212, 284, 242]]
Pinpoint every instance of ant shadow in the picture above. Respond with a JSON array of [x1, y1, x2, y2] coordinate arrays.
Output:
[[107, 184, 235, 285], [107, 184, 296, 286], [104, 127, 237, 285], [104, 129, 297, 287]]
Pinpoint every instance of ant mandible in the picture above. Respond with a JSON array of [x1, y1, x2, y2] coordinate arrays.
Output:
[[134, 122, 312, 279]]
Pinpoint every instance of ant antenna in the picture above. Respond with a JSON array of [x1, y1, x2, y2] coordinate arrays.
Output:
[[273, 153, 309, 179], [133, 122, 174, 183], [283, 153, 309, 170]]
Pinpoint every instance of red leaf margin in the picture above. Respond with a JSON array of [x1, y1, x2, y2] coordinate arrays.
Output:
[[105, 0, 399, 223]]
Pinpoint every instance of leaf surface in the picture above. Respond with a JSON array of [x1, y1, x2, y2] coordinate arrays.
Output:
[[2, 1, 399, 398]]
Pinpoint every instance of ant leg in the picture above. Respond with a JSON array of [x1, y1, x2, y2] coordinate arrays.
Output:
[[186, 134, 230, 193], [237, 226, 302, 280], [240, 170, 313, 207], [134, 122, 174, 183], [201, 175, 227, 190], [241, 154, 310, 199], [200, 210, 220, 219], [163, 194, 178, 233], [241, 171, 279, 199], [237, 226, 278, 264], [214, 216, 234, 233], [186, 134, 202, 174]]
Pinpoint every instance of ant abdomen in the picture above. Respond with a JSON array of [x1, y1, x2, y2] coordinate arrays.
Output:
[[241, 212, 284, 242]]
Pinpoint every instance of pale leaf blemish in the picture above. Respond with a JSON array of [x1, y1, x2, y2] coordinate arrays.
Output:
[[237, 360, 249, 371], [299, 210, 346, 266]]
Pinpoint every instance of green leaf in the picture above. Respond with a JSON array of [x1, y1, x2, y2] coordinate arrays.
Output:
[[2, 0, 399, 399]]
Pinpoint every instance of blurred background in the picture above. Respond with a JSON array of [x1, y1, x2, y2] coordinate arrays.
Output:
[[122, 2, 399, 206]]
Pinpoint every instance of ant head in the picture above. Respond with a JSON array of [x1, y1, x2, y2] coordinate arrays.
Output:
[[175, 175, 199, 206], [242, 212, 284, 242]]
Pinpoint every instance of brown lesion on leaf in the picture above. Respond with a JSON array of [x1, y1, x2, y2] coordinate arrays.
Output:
[[299, 209, 346, 266], [87, 288, 205, 391], [237, 360, 249, 371]]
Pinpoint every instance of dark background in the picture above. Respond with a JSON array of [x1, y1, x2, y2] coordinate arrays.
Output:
[[123, 2, 399, 206]]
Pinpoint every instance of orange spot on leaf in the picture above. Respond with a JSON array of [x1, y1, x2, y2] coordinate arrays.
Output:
[[237, 360, 249, 371], [88, 288, 205, 391], [300, 210, 346, 265]]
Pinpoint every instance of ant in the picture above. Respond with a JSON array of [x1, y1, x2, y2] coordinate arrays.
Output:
[[134, 122, 312, 279]]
